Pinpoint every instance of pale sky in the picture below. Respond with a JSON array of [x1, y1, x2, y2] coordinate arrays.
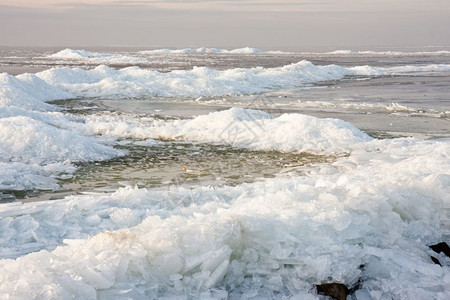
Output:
[[1, 0, 449, 48]]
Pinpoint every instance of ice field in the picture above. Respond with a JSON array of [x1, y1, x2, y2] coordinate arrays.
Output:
[[0, 47, 449, 299]]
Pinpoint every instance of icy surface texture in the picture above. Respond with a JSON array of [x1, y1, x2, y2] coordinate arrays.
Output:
[[0, 133, 449, 298], [1, 56, 450, 298]]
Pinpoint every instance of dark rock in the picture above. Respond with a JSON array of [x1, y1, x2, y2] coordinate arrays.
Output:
[[430, 256, 442, 266], [429, 242, 450, 258], [316, 283, 348, 300]]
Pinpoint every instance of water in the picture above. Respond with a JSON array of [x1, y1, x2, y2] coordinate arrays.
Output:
[[0, 46, 450, 299]]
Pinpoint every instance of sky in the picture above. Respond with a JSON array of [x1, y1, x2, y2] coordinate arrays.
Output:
[[1, 0, 450, 49]]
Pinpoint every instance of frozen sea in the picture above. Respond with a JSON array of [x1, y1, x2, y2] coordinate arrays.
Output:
[[0, 46, 450, 299]]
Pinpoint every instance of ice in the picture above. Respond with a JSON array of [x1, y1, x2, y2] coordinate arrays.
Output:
[[327, 50, 356, 55], [49, 49, 100, 59], [0, 73, 69, 111], [0, 109, 123, 190], [0, 116, 123, 165], [76, 107, 371, 155], [31, 60, 450, 98], [322, 49, 450, 56], [350, 64, 450, 76], [49, 48, 450, 60], [1, 53, 450, 297], [0, 129, 448, 297], [109, 208, 139, 227], [0, 71, 126, 190], [0, 112, 122, 190], [48, 48, 149, 64], [139, 47, 450, 56], [138, 108, 373, 155], [0, 162, 73, 191], [139, 47, 284, 55], [79, 111, 165, 139]]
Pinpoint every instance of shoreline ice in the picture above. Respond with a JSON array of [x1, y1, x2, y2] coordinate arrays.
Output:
[[1, 53, 450, 298], [0, 132, 448, 298]]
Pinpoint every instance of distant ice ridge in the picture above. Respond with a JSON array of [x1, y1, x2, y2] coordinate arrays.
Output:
[[0, 134, 448, 298], [33, 61, 450, 98], [139, 47, 286, 54], [48, 49, 149, 64], [323, 49, 450, 56]]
